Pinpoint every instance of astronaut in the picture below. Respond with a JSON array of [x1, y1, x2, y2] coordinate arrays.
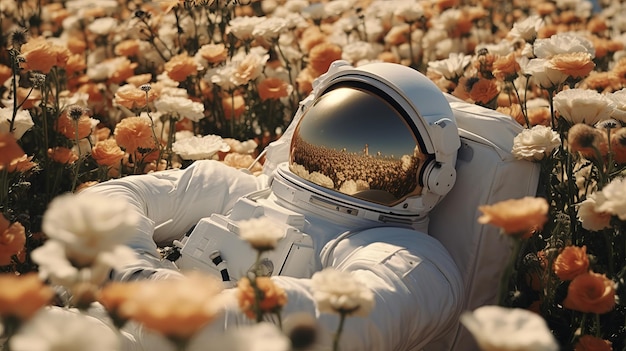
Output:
[[85, 61, 467, 350]]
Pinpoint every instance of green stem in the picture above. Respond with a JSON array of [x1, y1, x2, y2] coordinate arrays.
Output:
[[333, 312, 347, 351]]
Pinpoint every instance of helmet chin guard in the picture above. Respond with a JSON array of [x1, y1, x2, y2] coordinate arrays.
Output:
[[281, 61, 460, 220]]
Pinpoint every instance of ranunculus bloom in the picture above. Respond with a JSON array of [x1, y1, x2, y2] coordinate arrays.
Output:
[[114, 39, 141, 57], [0, 133, 25, 166], [154, 95, 205, 122], [238, 216, 285, 252], [237, 277, 288, 320], [172, 134, 230, 160], [563, 272, 616, 314], [468, 78, 499, 105], [0, 214, 26, 266], [42, 192, 139, 267], [55, 113, 93, 140], [523, 58, 568, 90], [20, 36, 70, 73], [231, 52, 270, 86], [492, 53, 520, 81], [0, 273, 54, 320], [116, 272, 223, 339], [92, 139, 125, 167], [308, 42, 343, 75], [574, 335, 613, 351], [610, 127, 626, 163], [114, 84, 157, 109], [164, 53, 200, 82], [114, 116, 156, 153], [258, 77, 292, 101], [550, 52, 595, 79], [577, 194, 612, 231], [48, 147, 78, 164], [196, 43, 228, 65], [310, 268, 375, 317], [3, 154, 36, 173], [567, 123, 605, 159], [553, 89, 615, 126], [478, 197, 549, 237], [553, 245, 589, 281], [512, 125, 560, 161], [108, 57, 138, 85], [460, 305, 559, 351], [0, 108, 34, 140], [596, 177, 626, 220], [223, 153, 262, 173]]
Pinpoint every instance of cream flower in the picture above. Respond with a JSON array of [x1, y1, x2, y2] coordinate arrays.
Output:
[[0, 108, 34, 139], [577, 193, 612, 231], [154, 95, 205, 122], [251, 17, 288, 41], [190, 322, 290, 351], [523, 58, 568, 90], [427, 52, 472, 81], [553, 89, 615, 125], [10, 307, 120, 351], [607, 89, 626, 123], [533, 32, 595, 59], [508, 15, 544, 42], [231, 52, 270, 86], [460, 305, 559, 351], [87, 17, 118, 36], [41, 192, 139, 266], [223, 138, 258, 154], [512, 125, 561, 161], [311, 268, 375, 317], [172, 135, 230, 160], [237, 216, 285, 252], [227, 16, 266, 41], [596, 177, 626, 220]]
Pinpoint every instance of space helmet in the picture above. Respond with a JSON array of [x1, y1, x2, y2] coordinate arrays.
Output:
[[273, 60, 460, 223]]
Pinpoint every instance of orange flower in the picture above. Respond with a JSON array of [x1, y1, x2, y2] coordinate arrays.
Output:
[[0, 214, 26, 266], [568, 123, 605, 159], [165, 53, 199, 82], [221, 93, 246, 120], [296, 67, 317, 96], [553, 245, 589, 281], [223, 153, 262, 173], [574, 335, 613, 351], [0, 133, 25, 167], [0, 273, 54, 320], [300, 27, 326, 53], [477, 196, 549, 237], [97, 281, 143, 327], [197, 43, 228, 65], [237, 276, 288, 320], [92, 139, 125, 167], [126, 73, 153, 87], [468, 78, 499, 105], [114, 84, 157, 109], [55, 112, 93, 140], [258, 77, 291, 101], [496, 104, 524, 126], [3, 154, 36, 173], [563, 272, 616, 314], [308, 42, 342, 75], [66, 36, 87, 54], [109, 58, 138, 84], [492, 53, 520, 81], [114, 39, 141, 57], [114, 116, 156, 153], [20, 36, 70, 73], [550, 52, 595, 79], [116, 272, 223, 339], [48, 146, 79, 164], [0, 64, 12, 85]]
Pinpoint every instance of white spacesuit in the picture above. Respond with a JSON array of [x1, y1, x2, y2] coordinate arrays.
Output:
[[84, 61, 540, 351]]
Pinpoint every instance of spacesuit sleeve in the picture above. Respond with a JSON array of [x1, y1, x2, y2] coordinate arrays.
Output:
[[80, 160, 267, 281], [211, 227, 464, 351]]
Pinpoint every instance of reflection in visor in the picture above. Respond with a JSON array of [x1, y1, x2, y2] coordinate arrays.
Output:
[[289, 85, 426, 207]]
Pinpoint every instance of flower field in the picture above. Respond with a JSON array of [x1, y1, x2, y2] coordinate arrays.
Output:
[[2, 0, 626, 350]]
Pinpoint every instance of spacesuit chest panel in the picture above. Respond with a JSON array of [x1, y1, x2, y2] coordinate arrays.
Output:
[[174, 190, 320, 282]]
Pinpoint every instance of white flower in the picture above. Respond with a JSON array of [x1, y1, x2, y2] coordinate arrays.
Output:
[[10, 307, 120, 351], [342, 41, 381, 65], [208, 64, 238, 91], [608, 88, 626, 123], [522, 58, 568, 89], [393, 1, 424, 22], [228, 16, 266, 40], [311, 268, 375, 317], [553, 88, 615, 125], [237, 216, 285, 251], [87, 17, 118, 36], [231, 52, 270, 86], [512, 125, 561, 161], [460, 305, 559, 351], [32, 239, 138, 287], [577, 194, 612, 231], [533, 32, 595, 59], [251, 17, 288, 41], [41, 192, 139, 266], [301, 3, 325, 21], [0, 108, 34, 139], [509, 15, 544, 42], [427, 53, 472, 81], [172, 134, 230, 160], [224, 138, 258, 154], [154, 95, 205, 122], [597, 177, 626, 220]]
